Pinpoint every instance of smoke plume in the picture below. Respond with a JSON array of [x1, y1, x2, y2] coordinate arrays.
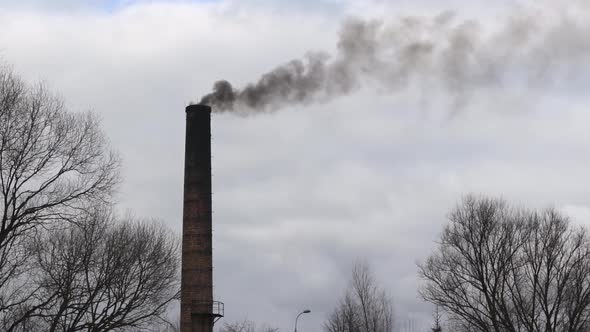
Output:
[[199, 3, 590, 113]]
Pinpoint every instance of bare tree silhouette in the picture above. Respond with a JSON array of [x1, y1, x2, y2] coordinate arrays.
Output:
[[420, 195, 590, 332], [324, 261, 394, 332], [0, 66, 179, 331]]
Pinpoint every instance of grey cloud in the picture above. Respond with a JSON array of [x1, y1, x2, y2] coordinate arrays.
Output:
[[1, 2, 590, 331]]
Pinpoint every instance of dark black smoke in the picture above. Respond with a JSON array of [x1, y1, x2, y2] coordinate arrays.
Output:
[[199, 3, 590, 113], [199, 53, 330, 111]]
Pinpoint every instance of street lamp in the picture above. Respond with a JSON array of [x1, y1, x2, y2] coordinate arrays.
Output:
[[294, 309, 311, 332]]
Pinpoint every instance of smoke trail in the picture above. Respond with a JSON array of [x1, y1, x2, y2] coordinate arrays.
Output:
[[199, 3, 590, 113]]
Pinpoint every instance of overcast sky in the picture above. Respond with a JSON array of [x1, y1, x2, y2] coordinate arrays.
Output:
[[1, 0, 590, 331]]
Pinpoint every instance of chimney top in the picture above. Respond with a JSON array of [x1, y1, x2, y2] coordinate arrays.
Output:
[[186, 104, 211, 113]]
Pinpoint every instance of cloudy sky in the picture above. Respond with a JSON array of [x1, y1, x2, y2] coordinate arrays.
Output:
[[1, 0, 590, 331]]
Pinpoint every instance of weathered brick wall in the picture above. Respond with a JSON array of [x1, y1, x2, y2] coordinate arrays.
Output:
[[181, 105, 214, 332]]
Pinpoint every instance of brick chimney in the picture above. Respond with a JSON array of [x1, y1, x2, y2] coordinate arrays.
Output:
[[181, 104, 223, 332]]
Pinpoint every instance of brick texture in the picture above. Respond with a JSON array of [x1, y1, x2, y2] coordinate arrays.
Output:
[[181, 105, 214, 332]]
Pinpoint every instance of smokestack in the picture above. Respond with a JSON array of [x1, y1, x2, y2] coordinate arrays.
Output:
[[182, 104, 223, 332]]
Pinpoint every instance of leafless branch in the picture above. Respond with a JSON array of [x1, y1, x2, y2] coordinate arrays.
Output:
[[419, 195, 590, 332], [324, 261, 394, 332]]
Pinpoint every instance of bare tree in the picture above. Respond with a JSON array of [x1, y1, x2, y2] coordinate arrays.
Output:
[[0, 66, 180, 331], [16, 207, 179, 332], [419, 195, 590, 332], [324, 261, 394, 332], [219, 319, 279, 332], [431, 306, 442, 332], [0, 67, 120, 327]]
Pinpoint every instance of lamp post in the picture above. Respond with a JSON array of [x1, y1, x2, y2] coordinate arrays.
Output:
[[294, 309, 311, 332]]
